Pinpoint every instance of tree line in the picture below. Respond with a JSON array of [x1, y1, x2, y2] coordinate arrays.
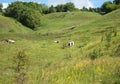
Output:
[[42, 2, 78, 14], [81, 0, 120, 14], [0, 0, 120, 30]]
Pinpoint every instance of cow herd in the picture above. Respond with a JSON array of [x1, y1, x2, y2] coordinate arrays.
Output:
[[54, 40, 74, 48], [2, 38, 74, 48]]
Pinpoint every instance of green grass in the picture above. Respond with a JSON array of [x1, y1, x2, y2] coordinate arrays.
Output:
[[0, 9, 120, 84], [0, 15, 32, 34], [36, 11, 102, 34]]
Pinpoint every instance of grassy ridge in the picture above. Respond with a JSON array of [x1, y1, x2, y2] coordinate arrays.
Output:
[[0, 15, 32, 34], [37, 12, 102, 34]]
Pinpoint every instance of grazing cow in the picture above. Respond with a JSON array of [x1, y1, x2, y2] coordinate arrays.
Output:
[[54, 40, 60, 43], [70, 26, 76, 30], [4, 39, 15, 44], [68, 41, 74, 47]]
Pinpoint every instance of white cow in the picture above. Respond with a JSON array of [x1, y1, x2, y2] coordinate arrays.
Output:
[[54, 40, 60, 43], [4, 39, 15, 44], [68, 41, 74, 47]]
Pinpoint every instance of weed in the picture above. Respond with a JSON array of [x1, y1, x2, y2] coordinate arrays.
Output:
[[12, 49, 29, 84], [9, 29, 15, 33], [62, 42, 67, 49], [114, 65, 120, 84], [115, 45, 120, 57], [105, 31, 112, 49], [89, 48, 101, 60]]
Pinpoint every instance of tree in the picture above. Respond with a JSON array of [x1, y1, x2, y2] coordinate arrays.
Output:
[[41, 4, 49, 14], [89, 7, 94, 12], [113, 0, 120, 5], [55, 4, 65, 12], [95, 7, 102, 13], [81, 6, 88, 11], [49, 5, 56, 13], [24, 2, 42, 13], [5, 1, 42, 29], [0, 3, 3, 12], [20, 9, 41, 29], [64, 2, 75, 12], [101, 1, 118, 14]]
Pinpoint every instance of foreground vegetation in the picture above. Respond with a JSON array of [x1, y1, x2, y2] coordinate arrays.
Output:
[[0, 7, 120, 84]]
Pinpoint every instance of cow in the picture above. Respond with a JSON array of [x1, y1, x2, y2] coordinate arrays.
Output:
[[4, 39, 15, 44], [54, 40, 60, 43], [68, 41, 74, 47]]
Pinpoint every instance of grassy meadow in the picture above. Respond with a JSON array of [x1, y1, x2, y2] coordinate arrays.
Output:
[[0, 9, 120, 84]]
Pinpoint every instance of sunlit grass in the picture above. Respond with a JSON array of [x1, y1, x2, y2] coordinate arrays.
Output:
[[0, 9, 120, 84]]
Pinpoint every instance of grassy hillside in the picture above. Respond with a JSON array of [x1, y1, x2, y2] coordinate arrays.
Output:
[[37, 11, 102, 34], [0, 15, 32, 34], [0, 9, 120, 84]]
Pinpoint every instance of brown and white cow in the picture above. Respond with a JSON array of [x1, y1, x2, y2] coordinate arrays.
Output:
[[4, 39, 15, 44]]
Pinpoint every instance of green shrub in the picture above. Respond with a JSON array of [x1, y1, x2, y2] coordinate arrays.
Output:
[[89, 48, 101, 60], [13, 49, 29, 84], [114, 65, 120, 84], [5, 1, 42, 30], [115, 45, 120, 56], [105, 32, 112, 48]]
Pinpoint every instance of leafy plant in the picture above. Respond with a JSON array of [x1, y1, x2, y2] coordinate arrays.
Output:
[[115, 45, 120, 56], [105, 30, 112, 49], [13, 49, 29, 84], [89, 48, 101, 60]]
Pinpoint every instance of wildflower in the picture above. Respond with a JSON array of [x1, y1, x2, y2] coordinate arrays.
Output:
[[67, 76, 71, 80], [96, 66, 103, 75]]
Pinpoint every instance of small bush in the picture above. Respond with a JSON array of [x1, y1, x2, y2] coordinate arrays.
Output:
[[62, 42, 67, 49], [89, 48, 101, 60], [114, 65, 120, 84], [115, 45, 120, 56], [105, 31, 112, 49], [9, 29, 15, 33], [13, 49, 29, 84]]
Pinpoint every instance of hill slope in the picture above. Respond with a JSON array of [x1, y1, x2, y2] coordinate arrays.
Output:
[[69, 9, 120, 38], [0, 15, 32, 33], [37, 12, 102, 34], [0, 9, 120, 84]]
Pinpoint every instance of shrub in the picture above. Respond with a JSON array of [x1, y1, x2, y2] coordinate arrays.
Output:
[[115, 45, 120, 56], [105, 31, 112, 49], [114, 65, 120, 84], [13, 49, 29, 84], [89, 48, 101, 60]]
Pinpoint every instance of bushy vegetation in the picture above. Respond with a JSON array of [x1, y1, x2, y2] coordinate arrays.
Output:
[[89, 48, 101, 60], [113, 0, 120, 5], [81, 0, 120, 14], [55, 2, 77, 12], [4, 1, 42, 30], [101, 1, 119, 14], [0, 3, 2, 12], [12, 49, 29, 84]]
